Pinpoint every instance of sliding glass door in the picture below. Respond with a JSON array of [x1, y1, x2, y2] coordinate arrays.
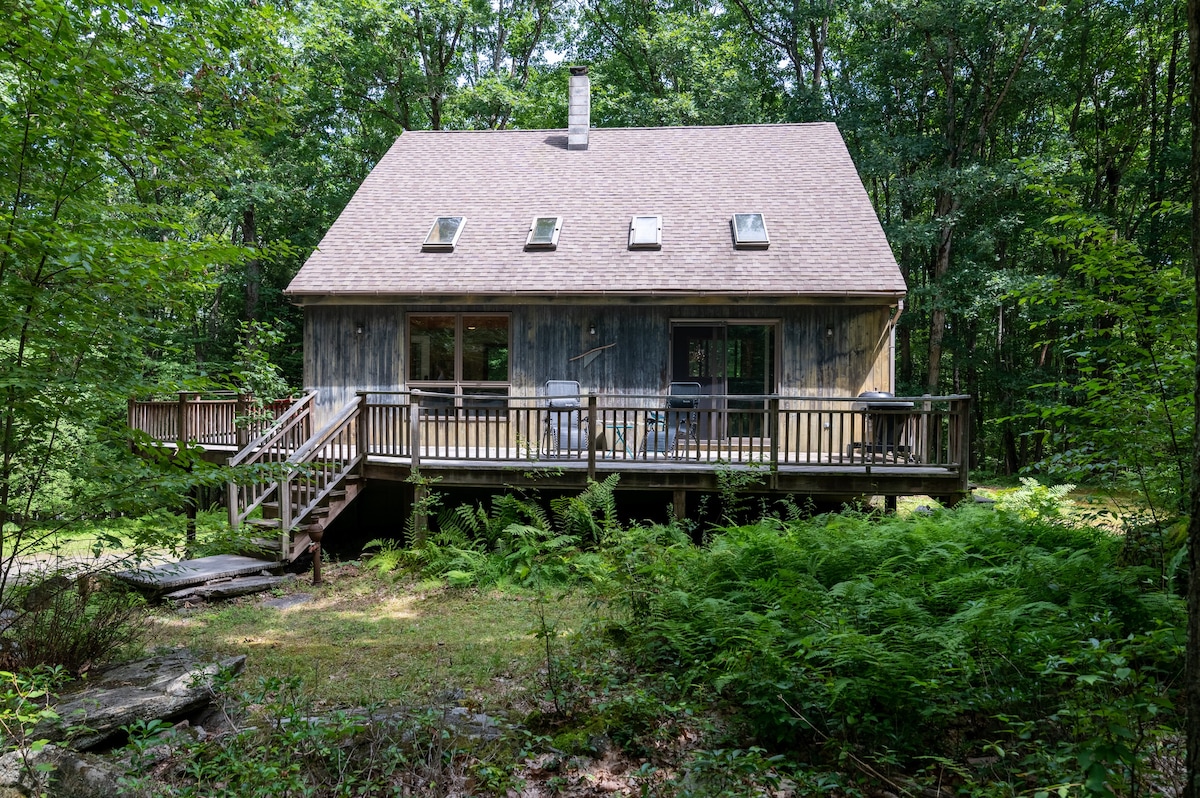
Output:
[[670, 322, 776, 439]]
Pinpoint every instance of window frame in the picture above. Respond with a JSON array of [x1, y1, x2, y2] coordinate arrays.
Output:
[[525, 216, 563, 250], [731, 213, 770, 249], [407, 313, 511, 415], [422, 216, 466, 252], [628, 215, 662, 250]]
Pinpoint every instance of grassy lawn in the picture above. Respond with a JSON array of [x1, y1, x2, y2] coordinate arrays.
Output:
[[146, 562, 594, 711], [9, 510, 230, 559]]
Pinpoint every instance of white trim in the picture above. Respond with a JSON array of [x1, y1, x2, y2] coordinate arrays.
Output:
[[422, 216, 466, 251]]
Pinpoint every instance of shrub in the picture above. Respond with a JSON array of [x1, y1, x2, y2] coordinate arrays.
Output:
[[2, 577, 147, 674], [124, 674, 522, 797], [603, 504, 1184, 773]]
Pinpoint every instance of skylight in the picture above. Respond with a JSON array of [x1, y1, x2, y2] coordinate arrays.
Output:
[[732, 214, 769, 248], [628, 215, 662, 250], [422, 216, 465, 251], [526, 216, 562, 250]]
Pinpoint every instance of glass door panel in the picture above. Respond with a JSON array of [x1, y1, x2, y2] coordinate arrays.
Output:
[[726, 325, 775, 438], [671, 323, 775, 440]]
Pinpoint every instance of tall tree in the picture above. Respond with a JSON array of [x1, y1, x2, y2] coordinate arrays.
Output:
[[0, 0, 271, 597], [1185, 0, 1200, 791]]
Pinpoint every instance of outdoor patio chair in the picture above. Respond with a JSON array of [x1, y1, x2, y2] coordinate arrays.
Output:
[[643, 382, 701, 457], [543, 380, 587, 456]]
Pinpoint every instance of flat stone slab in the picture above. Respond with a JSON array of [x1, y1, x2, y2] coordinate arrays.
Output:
[[166, 574, 295, 602], [114, 555, 280, 591], [34, 649, 246, 750], [261, 592, 314, 610]]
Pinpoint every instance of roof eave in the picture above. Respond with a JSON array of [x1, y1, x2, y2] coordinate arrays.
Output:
[[286, 289, 908, 306]]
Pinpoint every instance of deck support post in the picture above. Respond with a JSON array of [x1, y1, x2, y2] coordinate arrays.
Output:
[[950, 396, 971, 493], [309, 525, 325, 585], [768, 397, 780, 489], [236, 394, 251, 450], [356, 392, 368, 468], [176, 392, 190, 448], [673, 489, 687, 521], [176, 392, 197, 545], [586, 391, 597, 481], [409, 391, 427, 545]]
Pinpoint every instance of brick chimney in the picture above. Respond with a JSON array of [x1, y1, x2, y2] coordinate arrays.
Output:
[[568, 66, 590, 151]]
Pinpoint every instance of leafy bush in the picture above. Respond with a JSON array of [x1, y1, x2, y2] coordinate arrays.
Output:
[[995, 476, 1076, 523], [2, 577, 147, 674], [602, 503, 1183, 787], [411, 476, 623, 589], [0, 666, 69, 794]]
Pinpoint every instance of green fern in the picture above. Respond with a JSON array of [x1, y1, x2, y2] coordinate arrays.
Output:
[[361, 537, 407, 575]]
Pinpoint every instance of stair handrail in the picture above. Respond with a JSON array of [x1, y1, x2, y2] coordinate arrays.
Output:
[[285, 396, 361, 467], [228, 390, 317, 530], [228, 390, 318, 468], [277, 396, 365, 537]]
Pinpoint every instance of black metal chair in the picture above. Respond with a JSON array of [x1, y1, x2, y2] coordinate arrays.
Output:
[[543, 380, 587, 456], [644, 382, 701, 457]]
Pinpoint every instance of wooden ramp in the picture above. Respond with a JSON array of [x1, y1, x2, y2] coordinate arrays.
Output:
[[115, 555, 281, 592]]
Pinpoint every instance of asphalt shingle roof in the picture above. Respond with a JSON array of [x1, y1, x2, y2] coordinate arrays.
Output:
[[286, 123, 906, 300]]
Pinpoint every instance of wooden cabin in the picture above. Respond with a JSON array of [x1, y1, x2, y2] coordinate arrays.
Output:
[[129, 69, 971, 561], [290, 76, 906, 425]]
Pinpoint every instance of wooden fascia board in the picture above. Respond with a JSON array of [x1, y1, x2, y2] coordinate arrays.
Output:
[[288, 291, 907, 307]]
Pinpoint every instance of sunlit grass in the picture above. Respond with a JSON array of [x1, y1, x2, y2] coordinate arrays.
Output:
[[11, 510, 230, 558], [147, 563, 594, 711]]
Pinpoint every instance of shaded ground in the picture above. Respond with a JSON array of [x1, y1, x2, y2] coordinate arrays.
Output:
[[140, 562, 747, 796], [146, 562, 582, 711]]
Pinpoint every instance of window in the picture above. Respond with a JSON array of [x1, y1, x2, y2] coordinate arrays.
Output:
[[731, 213, 769, 248], [628, 215, 662, 250], [526, 216, 562, 250], [422, 216, 465, 251], [408, 314, 510, 414]]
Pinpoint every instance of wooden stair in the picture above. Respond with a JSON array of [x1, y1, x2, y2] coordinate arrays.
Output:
[[228, 395, 366, 566]]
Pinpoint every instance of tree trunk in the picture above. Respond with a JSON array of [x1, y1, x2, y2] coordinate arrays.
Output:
[[242, 205, 259, 321], [1185, 0, 1200, 794], [926, 191, 959, 393]]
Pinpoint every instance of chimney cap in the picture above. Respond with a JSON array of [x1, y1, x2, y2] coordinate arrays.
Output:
[[569, 65, 589, 76]]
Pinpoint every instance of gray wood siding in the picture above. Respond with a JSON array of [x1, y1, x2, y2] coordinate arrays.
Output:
[[304, 302, 896, 423], [304, 306, 403, 421]]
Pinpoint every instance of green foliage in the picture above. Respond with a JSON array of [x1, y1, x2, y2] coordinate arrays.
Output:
[[674, 746, 785, 797], [412, 478, 621, 589], [360, 536, 411, 575], [0, 666, 68, 793], [124, 674, 521, 797], [996, 477, 1077, 523], [232, 321, 292, 428], [1012, 201, 1194, 514], [601, 504, 1183, 781], [0, 0, 284, 614], [2, 579, 148, 674]]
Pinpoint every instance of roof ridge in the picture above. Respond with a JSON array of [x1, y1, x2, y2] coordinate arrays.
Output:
[[400, 122, 837, 136]]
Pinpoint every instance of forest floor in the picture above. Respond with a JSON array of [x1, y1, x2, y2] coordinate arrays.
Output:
[[145, 562, 676, 796]]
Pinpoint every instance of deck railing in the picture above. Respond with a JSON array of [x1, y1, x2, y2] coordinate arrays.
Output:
[[359, 391, 970, 474], [226, 391, 319, 531], [130, 390, 971, 480], [128, 391, 300, 448]]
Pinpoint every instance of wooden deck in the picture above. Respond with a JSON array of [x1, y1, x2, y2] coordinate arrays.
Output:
[[132, 390, 970, 497], [129, 390, 971, 561]]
